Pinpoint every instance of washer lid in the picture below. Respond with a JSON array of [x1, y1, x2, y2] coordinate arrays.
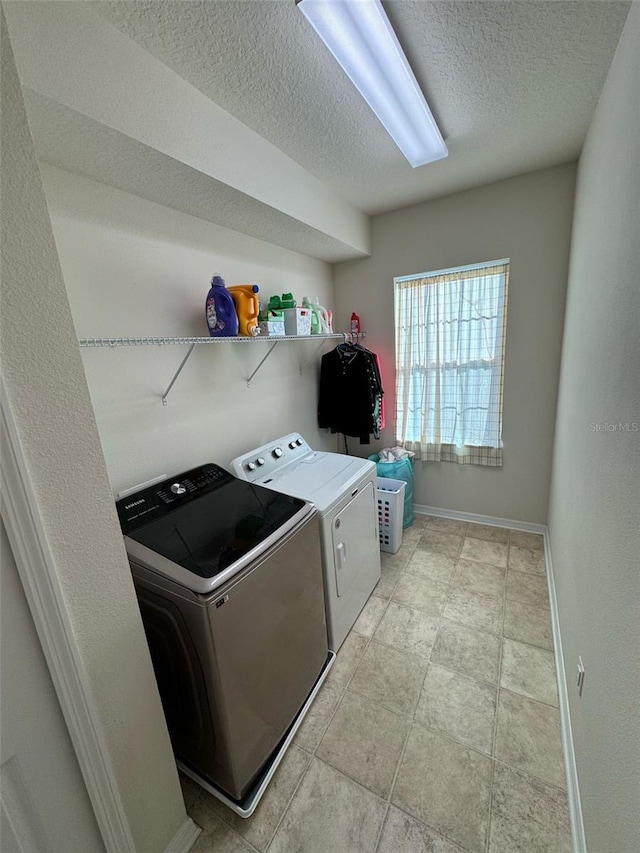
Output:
[[257, 452, 375, 512], [116, 463, 308, 590]]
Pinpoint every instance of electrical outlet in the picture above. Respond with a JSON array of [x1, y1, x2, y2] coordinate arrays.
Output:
[[577, 657, 585, 696]]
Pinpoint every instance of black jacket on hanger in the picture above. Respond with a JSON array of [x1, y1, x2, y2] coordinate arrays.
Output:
[[318, 343, 383, 444]]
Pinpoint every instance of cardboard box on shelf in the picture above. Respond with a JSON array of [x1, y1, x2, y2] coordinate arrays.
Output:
[[258, 319, 286, 336], [258, 308, 285, 337], [283, 307, 312, 336]]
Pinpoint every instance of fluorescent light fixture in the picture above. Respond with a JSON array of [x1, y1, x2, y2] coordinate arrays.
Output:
[[297, 0, 447, 168]]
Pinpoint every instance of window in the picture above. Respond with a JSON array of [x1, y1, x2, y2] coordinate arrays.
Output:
[[394, 259, 509, 466]]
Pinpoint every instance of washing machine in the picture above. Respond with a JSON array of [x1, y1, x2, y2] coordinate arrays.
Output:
[[115, 462, 331, 816], [232, 433, 381, 651]]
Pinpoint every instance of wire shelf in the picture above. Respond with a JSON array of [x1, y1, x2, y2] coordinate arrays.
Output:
[[77, 332, 364, 404], [78, 333, 356, 347]]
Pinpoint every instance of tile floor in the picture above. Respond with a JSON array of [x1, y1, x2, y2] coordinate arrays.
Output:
[[182, 516, 571, 853]]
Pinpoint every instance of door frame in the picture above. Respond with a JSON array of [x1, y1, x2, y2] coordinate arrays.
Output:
[[1, 381, 137, 852]]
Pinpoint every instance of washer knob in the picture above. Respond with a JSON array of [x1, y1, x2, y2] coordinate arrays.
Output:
[[289, 441, 297, 449], [273, 447, 283, 458], [256, 457, 266, 466], [247, 461, 256, 471], [170, 482, 186, 495], [296, 438, 303, 446]]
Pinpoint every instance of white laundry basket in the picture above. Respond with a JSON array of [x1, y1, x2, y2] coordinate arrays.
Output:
[[376, 477, 406, 554]]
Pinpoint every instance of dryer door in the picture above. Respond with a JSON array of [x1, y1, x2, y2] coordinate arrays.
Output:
[[331, 480, 379, 599]]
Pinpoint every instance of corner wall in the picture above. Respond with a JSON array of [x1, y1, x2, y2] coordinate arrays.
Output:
[[333, 163, 577, 523], [547, 5, 639, 851], [1, 12, 187, 852]]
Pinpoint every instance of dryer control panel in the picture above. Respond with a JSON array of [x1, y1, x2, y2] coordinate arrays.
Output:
[[232, 433, 312, 483]]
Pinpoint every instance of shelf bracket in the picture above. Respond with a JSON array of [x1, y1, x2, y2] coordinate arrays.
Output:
[[246, 341, 279, 387], [162, 343, 196, 405], [299, 339, 332, 376]]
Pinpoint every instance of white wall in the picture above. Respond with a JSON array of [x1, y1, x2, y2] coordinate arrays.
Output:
[[333, 164, 577, 523], [39, 164, 338, 494], [547, 5, 640, 851], [0, 14, 188, 852], [1, 522, 104, 853]]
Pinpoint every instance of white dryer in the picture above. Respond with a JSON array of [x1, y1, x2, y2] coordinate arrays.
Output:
[[232, 433, 381, 651]]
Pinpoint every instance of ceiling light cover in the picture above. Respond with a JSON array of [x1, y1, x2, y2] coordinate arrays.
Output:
[[298, 0, 447, 168]]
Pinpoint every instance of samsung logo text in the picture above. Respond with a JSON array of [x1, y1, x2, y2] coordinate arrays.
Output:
[[125, 499, 145, 510]]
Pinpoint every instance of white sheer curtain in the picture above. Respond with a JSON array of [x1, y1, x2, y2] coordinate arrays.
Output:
[[395, 261, 509, 466]]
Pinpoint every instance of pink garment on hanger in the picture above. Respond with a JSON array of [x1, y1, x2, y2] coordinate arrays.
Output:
[[375, 354, 385, 429]]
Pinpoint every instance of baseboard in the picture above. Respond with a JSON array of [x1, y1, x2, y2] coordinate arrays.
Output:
[[413, 504, 546, 534], [543, 535, 587, 853], [162, 817, 201, 853]]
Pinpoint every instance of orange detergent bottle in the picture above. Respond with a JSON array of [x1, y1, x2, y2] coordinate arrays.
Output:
[[228, 285, 261, 336]]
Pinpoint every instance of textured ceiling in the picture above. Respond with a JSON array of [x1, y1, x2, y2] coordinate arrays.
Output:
[[7, 0, 630, 261], [96, 0, 630, 214], [23, 90, 363, 263]]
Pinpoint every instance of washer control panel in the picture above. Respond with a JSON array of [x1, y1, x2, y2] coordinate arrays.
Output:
[[117, 463, 231, 531]]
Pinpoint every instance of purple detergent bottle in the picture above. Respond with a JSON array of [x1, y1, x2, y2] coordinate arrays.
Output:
[[206, 274, 239, 337]]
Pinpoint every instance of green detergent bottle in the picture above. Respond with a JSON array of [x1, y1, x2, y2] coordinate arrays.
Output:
[[302, 297, 322, 335]]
